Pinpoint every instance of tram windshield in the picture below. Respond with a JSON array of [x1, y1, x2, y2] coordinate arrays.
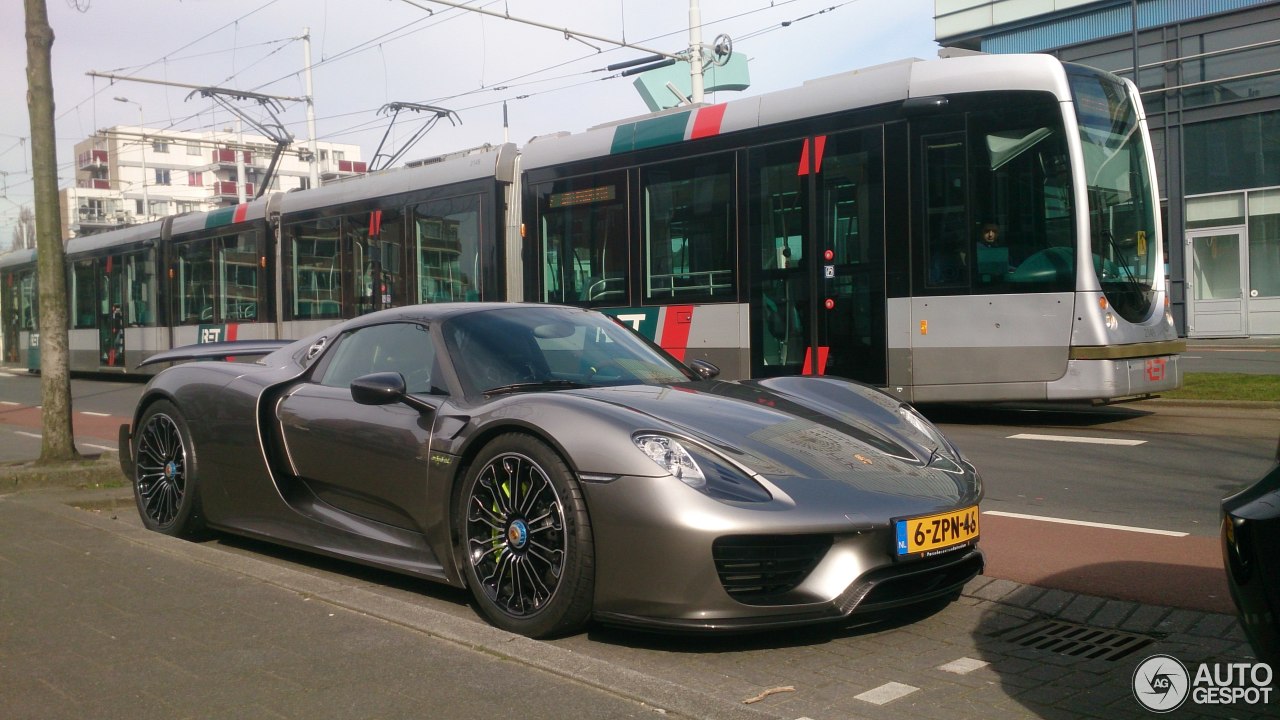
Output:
[[1069, 66, 1159, 322]]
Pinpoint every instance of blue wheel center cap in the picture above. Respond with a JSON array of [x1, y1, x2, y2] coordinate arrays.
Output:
[[506, 519, 528, 549], [164, 461, 177, 479]]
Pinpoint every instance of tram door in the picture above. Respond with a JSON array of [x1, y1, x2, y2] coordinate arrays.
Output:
[[353, 208, 403, 315], [748, 131, 886, 383], [99, 255, 125, 368]]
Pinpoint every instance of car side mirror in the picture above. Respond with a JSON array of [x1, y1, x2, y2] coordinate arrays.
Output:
[[351, 372, 435, 414], [688, 359, 720, 380]]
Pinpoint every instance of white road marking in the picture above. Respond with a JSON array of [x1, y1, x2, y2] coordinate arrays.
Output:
[[939, 657, 989, 675], [1007, 433, 1145, 446], [15, 431, 41, 439], [854, 682, 918, 705], [983, 510, 1188, 537], [79, 443, 116, 452], [0, 401, 19, 405], [79, 411, 111, 417]]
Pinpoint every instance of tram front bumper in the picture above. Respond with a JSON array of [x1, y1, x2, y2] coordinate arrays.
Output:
[[1046, 353, 1182, 401]]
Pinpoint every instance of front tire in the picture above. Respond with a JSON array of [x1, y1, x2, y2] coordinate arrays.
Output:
[[457, 433, 594, 638], [133, 399, 206, 539]]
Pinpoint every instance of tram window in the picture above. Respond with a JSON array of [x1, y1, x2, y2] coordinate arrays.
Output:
[[219, 232, 259, 322], [125, 250, 155, 326], [70, 259, 98, 328], [641, 154, 735, 302], [968, 98, 1075, 293], [536, 172, 627, 306], [287, 219, 342, 320], [922, 133, 968, 290], [413, 195, 481, 304], [749, 140, 810, 375], [176, 240, 215, 324], [368, 208, 403, 311], [18, 272, 36, 330]]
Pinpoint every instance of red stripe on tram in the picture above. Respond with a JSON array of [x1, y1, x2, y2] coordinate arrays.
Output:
[[796, 136, 829, 176], [233, 203, 249, 224], [690, 104, 727, 140], [813, 135, 827, 174], [659, 305, 694, 362], [801, 346, 830, 375]]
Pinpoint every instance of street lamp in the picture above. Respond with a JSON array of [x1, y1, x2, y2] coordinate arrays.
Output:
[[113, 96, 149, 222]]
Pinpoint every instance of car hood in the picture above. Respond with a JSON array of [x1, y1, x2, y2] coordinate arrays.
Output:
[[562, 377, 977, 507]]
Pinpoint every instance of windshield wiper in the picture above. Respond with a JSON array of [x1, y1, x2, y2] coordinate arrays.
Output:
[[1098, 229, 1146, 293], [482, 380, 591, 397]]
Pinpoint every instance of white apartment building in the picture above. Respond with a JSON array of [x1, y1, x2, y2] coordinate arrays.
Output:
[[60, 126, 366, 241]]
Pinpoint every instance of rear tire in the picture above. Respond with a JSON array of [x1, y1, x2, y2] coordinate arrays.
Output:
[[457, 433, 594, 638], [133, 399, 207, 539]]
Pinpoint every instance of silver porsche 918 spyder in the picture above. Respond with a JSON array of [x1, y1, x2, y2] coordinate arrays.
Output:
[[119, 303, 983, 638]]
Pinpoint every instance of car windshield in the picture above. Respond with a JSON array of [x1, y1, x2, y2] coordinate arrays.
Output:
[[441, 305, 696, 395]]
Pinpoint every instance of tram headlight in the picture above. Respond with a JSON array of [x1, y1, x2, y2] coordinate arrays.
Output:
[[1104, 312, 1118, 331]]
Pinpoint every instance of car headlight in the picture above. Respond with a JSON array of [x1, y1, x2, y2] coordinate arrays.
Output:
[[633, 434, 772, 503]]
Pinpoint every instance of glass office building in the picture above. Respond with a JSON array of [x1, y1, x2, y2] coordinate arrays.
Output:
[[936, 0, 1280, 337]]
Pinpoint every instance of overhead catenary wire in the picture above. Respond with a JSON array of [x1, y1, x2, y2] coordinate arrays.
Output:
[[2, 0, 861, 240]]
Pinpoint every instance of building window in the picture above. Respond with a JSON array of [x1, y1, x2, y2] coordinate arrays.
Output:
[[155, 168, 172, 186], [152, 139, 169, 153], [333, 150, 345, 162], [1184, 110, 1280, 195], [1249, 189, 1280, 299], [187, 142, 201, 156], [1182, 20, 1280, 109], [188, 171, 203, 187]]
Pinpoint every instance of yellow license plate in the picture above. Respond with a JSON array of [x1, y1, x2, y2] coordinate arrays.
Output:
[[895, 506, 979, 558]]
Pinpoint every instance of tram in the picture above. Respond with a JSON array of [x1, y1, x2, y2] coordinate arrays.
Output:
[[1, 53, 1182, 402]]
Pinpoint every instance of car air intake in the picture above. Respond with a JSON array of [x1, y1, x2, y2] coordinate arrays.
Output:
[[712, 535, 832, 603]]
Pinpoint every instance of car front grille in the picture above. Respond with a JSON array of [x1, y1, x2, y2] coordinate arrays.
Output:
[[712, 534, 832, 603]]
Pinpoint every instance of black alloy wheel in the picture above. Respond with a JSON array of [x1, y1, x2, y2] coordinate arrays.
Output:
[[460, 434, 594, 638], [133, 400, 206, 538]]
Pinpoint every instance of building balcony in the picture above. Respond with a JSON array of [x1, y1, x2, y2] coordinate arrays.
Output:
[[77, 207, 131, 228], [210, 148, 255, 168], [319, 158, 367, 180], [76, 178, 113, 190], [213, 180, 254, 199], [77, 149, 109, 170]]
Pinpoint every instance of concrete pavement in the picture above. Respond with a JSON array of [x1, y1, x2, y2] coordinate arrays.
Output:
[[0, 480, 1265, 720]]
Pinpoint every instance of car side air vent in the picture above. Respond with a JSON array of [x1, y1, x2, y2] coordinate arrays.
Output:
[[712, 535, 832, 603]]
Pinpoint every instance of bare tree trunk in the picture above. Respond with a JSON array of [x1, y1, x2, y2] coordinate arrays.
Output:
[[26, 0, 79, 463]]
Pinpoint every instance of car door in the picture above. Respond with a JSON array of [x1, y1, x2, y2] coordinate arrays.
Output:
[[276, 321, 444, 531]]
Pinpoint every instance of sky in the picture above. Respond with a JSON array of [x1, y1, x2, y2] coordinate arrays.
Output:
[[0, 0, 942, 243]]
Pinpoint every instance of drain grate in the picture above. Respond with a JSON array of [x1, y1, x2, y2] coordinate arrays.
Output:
[[1000, 619, 1154, 662]]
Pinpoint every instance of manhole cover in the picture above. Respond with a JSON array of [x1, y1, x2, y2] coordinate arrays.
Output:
[[1000, 619, 1154, 662]]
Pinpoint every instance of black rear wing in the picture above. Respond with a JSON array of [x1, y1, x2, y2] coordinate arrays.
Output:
[[137, 340, 293, 368]]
